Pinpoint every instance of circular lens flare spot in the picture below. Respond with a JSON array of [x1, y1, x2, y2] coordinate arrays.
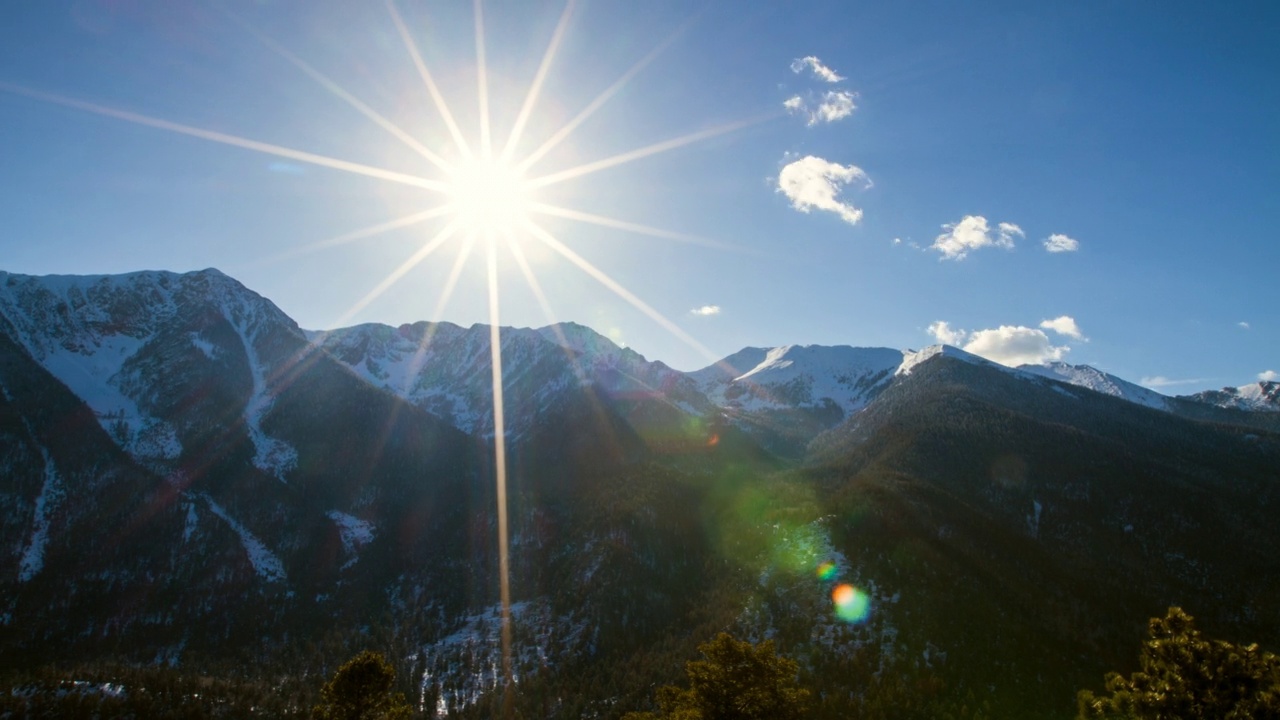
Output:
[[832, 583, 870, 623], [816, 561, 837, 581]]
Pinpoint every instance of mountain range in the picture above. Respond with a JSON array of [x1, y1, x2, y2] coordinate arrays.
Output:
[[1, 268, 1277, 719]]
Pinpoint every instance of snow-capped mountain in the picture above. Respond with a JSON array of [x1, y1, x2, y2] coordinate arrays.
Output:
[[3, 267, 1279, 720], [1016, 360, 1169, 410], [690, 344, 902, 414], [309, 320, 711, 439], [1182, 381, 1280, 412], [0, 269, 304, 477]]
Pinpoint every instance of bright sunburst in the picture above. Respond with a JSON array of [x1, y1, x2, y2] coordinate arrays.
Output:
[[0, 2, 774, 714], [446, 155, 533, 236]]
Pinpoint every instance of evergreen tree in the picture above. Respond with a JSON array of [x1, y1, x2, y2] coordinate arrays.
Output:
[[313, 650, 413, 720], [623, 632, 810, 720], [1078, 607, 1280, 720]]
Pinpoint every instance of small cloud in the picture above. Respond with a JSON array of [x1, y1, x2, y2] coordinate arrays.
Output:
[[892, 237, 902, 245], [1039, 315, 1086, 340], [790, 56, 844, 83], [1238, 321, 1250, 330], [268, 161, 307, 175], [1140, 376, 1211, 389], [783, 90, 858, 126], [929, 320, 1075, 366], [998, 222, 1025, 246], [930, 215, 1019, 261], [777, 155, 870, 226], [1043, 233, 1080, 253], [927, 320, 968, 346], [963, 326, 1069, 366], [1260, 370, 1278, 382], [691, 305, 721, 316]]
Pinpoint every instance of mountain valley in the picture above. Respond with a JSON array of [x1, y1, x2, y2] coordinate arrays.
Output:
[[1, 268, 1277, 719]]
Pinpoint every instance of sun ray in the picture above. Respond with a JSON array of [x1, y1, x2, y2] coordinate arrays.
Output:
[[514, 18, 695, 174], [504, 232, 584, 373], [0, 82, 450, 193], [474, 0, 492, 157], [248, 206, 455, 267], [499, 0, 575, 163], [397, 234, 477, 394], [524, 221, 721, 365], [528, 202, 744, 252], [484, 234, 515, 719], [528, 114, 776, 190], [224, 11, 452, 172], [385, 0, 472, 159], [332, 220, 462, 327]]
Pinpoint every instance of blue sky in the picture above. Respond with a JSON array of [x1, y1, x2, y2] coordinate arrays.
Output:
[[1, 1, 1276, 390]]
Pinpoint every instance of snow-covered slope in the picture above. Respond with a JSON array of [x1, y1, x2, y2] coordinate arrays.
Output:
[[690, 344, 902, 414], [311, 320, 710, 438], [896, 344, 999, 376], [0, 269, 304, 477], [1182, 381, 1280, 412], [1017, 361, 1169, 410]]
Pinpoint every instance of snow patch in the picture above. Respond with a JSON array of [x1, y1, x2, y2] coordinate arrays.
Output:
[[182, 501, 199, 543], [327, 511, 376, 569], [222, 305, 296, 481], [189, 332, 217, 359], [18, 443, 63, 582], [204, 497, 286, 583]]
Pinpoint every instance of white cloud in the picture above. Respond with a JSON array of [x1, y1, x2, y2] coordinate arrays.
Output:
[[892, 237, 902, 245], [690, 305, 721, 316], [1260, 370, 1278, 382], [1140, 376, 1211, 389], [1039, 315, 1086, 340], [1238, 321, 1250, 330], [783, 90, 857, 126], [926, 320, 967, 346], [963, 326, 1069, 366], [1043, 233, 1080, 253], [930, 215, 1020, 260], [777, 155, 869, 226], [815, 90, 856, 124], [928, 320, 1071, 366], [998, 222, 1025, 246], [790, 56, 844, 83]]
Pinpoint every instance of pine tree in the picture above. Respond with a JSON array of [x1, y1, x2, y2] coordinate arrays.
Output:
[[1078, 607, 1280, 720], [623, 632, 810, 720], [313, 650, 413, 720]]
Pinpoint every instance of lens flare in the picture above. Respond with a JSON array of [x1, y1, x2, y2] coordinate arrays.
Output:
[[832, 583, 870, 623], [815, 561, 837, 581]]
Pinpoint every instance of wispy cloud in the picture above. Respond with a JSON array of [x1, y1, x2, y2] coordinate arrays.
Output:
[[1140, 376, 1212, 389], [1260, 370, 1277, 382], [1043, 233, 1080, 253], [1039, 315, 1086, 340], [790, 56, 844, 83], [926, 320, 967, 346], [930, 215, 1020, 260], [784, 90, 857, 126], [927, 320, 1072, 366], [690, 305, 721, 316], [1238, 321, 1251, 330], [777, 155, 870, 226]]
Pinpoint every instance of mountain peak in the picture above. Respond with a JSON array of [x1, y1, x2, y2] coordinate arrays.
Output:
[[1017, 360, 1169, 410]]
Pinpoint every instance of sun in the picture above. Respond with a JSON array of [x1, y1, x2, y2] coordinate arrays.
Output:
[[446, 155, 533, 236]]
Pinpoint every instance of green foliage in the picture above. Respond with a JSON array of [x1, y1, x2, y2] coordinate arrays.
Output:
[[1078, 607, 1280, 720], [624, 632, 810, 720], [313, 650, 413, 720]]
